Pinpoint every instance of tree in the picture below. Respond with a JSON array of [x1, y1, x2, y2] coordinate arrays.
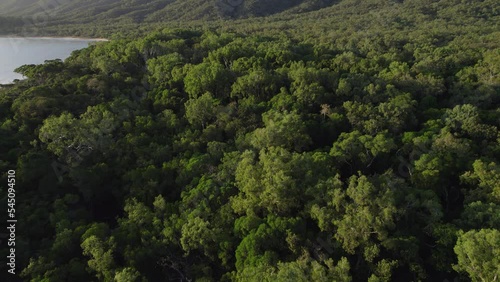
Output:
[[333, 174, 398, 255], [80, 223, 116, 282], [184, 92, 219, 129], [287, 62, 333, 108], [114, 267, 143, 282], [330, 130, 395, 171], [250, 109, 311, 152], [458, 201, 500, 229], [183, 62, 233, 99], [38, 112, 82, 161], [461, 159, 500, 204], [444, 104, 498, 140], [39, 104, 121, 166], [377, 93, 417, 134], [232, 148, 300, 216], [147, 53, 185, 89], [453, 229, 500, 282], [180, 214, 218, 257], [343, 101, 382, 134], [230, 69, 280, 100], [320, 104, 331, 119], [81, 235, 116, 281]]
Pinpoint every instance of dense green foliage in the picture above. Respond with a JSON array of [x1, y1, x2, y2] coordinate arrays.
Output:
[[1, 0, 499, 281]]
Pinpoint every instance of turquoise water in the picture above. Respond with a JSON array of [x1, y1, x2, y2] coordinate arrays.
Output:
[[0, 37, 98, 84]]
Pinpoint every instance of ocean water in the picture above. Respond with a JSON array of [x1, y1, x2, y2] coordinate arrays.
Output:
[[0, 37, 99, 84]]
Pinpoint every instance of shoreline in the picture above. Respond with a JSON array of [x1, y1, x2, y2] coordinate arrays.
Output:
[[0, 36, 107, 86], [0, 36, 109, 41]]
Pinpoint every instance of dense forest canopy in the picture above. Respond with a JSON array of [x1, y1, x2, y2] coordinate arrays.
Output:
[[0, 0, 499, 281]]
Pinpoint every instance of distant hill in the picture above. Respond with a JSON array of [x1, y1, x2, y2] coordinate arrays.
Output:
[[0, 0, 497, 37], [0, 0, 338, 25]]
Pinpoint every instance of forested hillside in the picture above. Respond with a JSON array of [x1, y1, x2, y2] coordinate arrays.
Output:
[[0, 0, 335, 29], [1, 0, 500, 281]]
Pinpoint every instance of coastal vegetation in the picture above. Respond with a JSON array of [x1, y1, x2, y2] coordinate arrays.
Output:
[[0, 0, 499, 281]]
